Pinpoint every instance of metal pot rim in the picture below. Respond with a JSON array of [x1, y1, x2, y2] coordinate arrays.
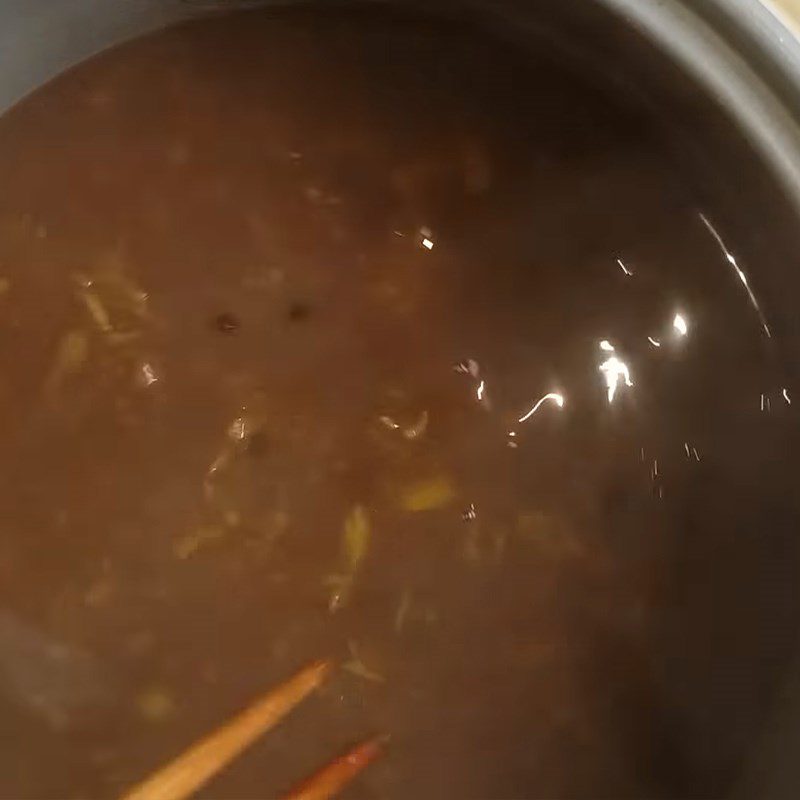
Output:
[[603, 0, 800, 211]]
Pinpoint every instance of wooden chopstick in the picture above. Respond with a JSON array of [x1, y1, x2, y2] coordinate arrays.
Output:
[[281, 736, 386, 800], [121, 659, 331, 800]]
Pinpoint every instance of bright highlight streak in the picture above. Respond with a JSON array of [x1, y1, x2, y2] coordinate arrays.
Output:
[[783, 388, 792, 405], [141, 363, 158, 386], [699, 212, 771, 337], [422, 237, 434, 250], [228, 416, 246, 441], [477, 380, 486, 401], [599, 356, 633, 403], [647, 336, 661, 348], [616, 258, 633, 276], [599, 340, 615, 352], [673, 313, 688, 336], [518, 392, 565, 423]]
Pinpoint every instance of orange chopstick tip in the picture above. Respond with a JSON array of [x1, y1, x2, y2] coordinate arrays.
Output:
[[307, 659, 333, 683], [121, 658, 333, 800], [281, 735, 387, 800]]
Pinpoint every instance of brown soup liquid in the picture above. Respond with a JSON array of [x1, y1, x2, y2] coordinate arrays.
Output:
[[0, 7, 797, 799]]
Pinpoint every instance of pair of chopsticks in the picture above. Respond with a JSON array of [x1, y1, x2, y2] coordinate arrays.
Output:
[[121, 660, 383, 800]]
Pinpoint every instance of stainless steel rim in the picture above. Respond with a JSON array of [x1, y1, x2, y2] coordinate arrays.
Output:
[[606, 0, 800, 209]]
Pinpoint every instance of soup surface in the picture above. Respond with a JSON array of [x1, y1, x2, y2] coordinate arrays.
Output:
[[0, 7, 797, 799]]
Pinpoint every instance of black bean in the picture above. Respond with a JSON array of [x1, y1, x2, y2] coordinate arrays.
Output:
[[214, 312, 240, 334], [287, 301, 312, 322]]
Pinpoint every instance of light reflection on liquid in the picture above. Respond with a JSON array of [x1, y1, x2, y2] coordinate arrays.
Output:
[[682, 443, 701, 462], [140, 363, 158, 387], [598, 340, 633, 404], [673, 313, 688, 337], [616, 257, 633, 276], [420, 226, 434, 250], [517, 391, 565, 423], [699, 211, 771, 337]]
